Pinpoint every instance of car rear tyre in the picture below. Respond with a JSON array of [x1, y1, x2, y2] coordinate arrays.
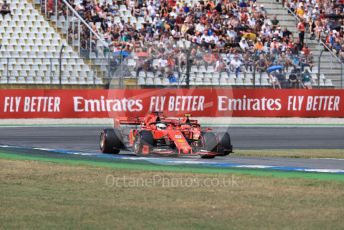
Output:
[[100, 128, 123, 154]]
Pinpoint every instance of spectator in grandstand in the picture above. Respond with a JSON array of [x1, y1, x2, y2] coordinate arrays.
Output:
[[157, 56, 168, 72], [286, 0, 296, 15], [253, 39, 264, 53], [301, 69, 313, 89], [273, 26, 283, 40], [239, 37, 249, 51], [269, 69, 287, 89], [269, 69, 283, 89], [242, 51, 255, 72], [215, 57, 227, 72], [290, 38, 303, 55], [270, 16, 280, 30], [203, 52, 217, 67], [270, 38, 280, 54], [296, 3, 305, 18], [229, 54, 244, 77], [258, 4, 267, 18], [255, 53, 269, 73], [332, 38, 342, 54], [167, 71, 178, 84], [0, 0, 11, 16], [297, 18, 306, 46], [288, 70, 299, 88], [282, 27, 293, 42], [299, 50, 314, 72], [301, 44, 311, 56], [313, 19, 324, 41], [135, 56, 153, 76], [277, 52, 292, 71]]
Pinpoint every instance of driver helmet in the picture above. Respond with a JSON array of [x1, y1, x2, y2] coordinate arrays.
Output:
[[156, 123, 167, 130]]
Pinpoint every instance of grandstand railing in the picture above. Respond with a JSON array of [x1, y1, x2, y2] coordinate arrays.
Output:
[[38, 0, 109, 56], [0, 55, 335, 88], [283, 4, 313, 48], [37, 0, 113, 82], [317, 41, 343, 88], [282, 1, 343, 88]]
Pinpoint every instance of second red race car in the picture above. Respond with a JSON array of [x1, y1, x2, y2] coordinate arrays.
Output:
[[99, 112, 232, 158]]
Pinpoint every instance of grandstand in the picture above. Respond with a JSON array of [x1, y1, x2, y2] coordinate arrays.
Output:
[[0, 0, 342, 88], [0, 0, 103, 86], [262, 0, 340, 87]]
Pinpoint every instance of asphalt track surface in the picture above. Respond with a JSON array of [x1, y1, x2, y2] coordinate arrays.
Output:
[[0, 126, 343, 171]]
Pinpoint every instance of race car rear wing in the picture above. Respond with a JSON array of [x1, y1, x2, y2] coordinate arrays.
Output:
[[114, 117, 143, 127], [113, 116, 199, 128]]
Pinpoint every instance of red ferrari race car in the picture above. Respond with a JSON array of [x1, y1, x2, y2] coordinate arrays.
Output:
[[99, 112, 232, 158]]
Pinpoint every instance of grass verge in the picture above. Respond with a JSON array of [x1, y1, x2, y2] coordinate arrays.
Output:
[[235, 149, 344, 159], [0, 151, 344, 181], [1, 158, 344, 230]]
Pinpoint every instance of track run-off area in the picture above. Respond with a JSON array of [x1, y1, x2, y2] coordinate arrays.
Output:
[[0, 125, 343, 175]]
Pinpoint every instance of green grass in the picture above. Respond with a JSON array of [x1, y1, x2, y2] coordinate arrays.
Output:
[[235, 149, 344, 159], [1, 159, 344, 229], [1, 151, 344, 181]]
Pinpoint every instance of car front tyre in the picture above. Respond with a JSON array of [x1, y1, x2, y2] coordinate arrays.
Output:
[[217, 132, 233, 156], [134, 130, 155, 156]]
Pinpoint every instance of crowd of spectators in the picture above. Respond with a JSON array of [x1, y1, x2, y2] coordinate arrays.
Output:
[[52, 0, 318, 88], [285, 0, 344, 61]]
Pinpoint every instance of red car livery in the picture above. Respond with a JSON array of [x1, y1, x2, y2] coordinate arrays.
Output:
[[100, 112, 232, 158]]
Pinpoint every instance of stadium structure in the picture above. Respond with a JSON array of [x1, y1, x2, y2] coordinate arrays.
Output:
[[0, 1, 343, 228], [0, 0, 342, 88]]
